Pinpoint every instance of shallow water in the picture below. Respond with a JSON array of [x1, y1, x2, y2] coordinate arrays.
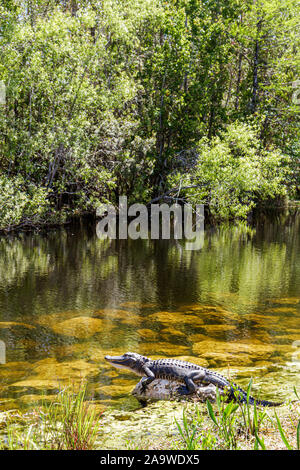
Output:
[[0, 210, 299, 411]]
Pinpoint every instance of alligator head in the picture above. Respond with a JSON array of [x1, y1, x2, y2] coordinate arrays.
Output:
[[104, 352, 149, 376]]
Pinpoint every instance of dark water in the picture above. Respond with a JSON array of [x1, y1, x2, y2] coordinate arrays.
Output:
[[0, 210, 299, 411]]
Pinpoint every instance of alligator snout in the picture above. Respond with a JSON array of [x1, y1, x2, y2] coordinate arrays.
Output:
[[105, 355, 125, 363]]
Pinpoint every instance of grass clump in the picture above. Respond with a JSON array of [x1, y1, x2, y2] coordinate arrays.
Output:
[[174, 383, 300, 451], [40, 383, 102, 450], [0, 383, 102, 450]]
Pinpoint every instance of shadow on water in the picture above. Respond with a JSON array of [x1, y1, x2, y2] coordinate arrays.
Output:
[[0, 209, 299, 411]]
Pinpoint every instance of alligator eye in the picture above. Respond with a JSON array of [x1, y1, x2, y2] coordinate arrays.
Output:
[[124, 352, 134, 359]]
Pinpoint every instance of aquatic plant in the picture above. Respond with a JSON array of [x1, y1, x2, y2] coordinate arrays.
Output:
[[174, 384, 300, 451], [0, 383, 102, 450], [39, 383, 102, 450]]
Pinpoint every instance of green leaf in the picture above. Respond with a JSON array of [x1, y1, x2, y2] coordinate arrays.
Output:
[[254, 431, 266, 450], [206, 400, 218, 426], [274, 412, 292, 450]]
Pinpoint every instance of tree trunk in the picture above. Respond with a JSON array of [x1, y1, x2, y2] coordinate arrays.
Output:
[[235, 52, 242, 110], [251, 18, 262, 114]]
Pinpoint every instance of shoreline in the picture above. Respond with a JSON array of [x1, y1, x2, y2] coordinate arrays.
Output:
[[1, 398, 299, 450], [0, 201, 299, 236]]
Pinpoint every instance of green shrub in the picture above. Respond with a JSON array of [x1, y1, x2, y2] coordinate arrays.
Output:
[[169, 122, 290, 220], [0, 174, 50, 230]]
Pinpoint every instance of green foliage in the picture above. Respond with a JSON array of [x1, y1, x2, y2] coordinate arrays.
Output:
[[272, 391, 300, 451], [175, 406, 217, 450], [0, 175, 50, 230], [0, 0, 298, 230], [41, 383, 102, 450], [238, 380, 268, 441], [169, 122, 290, 219], [174, 382, 271, 450], [206, 389, 240, 449], [0, 383, 102, 450]]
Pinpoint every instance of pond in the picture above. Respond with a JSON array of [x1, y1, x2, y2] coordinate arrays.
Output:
[[0, 209, 299, 412]]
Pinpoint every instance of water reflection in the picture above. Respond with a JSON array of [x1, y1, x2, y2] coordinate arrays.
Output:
[[0, 210, 299, 410]]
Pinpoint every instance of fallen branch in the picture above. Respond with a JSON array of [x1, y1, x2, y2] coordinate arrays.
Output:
[[147, 185, 204, 205]]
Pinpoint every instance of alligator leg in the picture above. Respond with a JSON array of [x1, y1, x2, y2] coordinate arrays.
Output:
[[140, 366, 156, 393], [179, 370, 206, 396]]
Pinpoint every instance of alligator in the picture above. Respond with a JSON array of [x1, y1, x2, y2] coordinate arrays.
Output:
[[105, 352, 283, 407]]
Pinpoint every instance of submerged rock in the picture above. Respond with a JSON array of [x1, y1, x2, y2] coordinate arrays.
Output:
[[7, 358, 99, 395], [160, 327, 186, 339], [192, 339, 276, 366], [269, 297, 299, 305], [149, 311, 204, 327], [0, 321, 35, 330], [137, 328, 159, 341], [132, 378, 221, 403], [51, 316, 108, 339], [138, 342, 189, 357]]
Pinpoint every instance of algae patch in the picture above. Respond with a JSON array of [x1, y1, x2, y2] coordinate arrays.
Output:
[[100, 401, 183, 449]]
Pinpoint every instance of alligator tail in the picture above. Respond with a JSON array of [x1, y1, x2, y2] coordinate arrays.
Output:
[[228, 385, 283, 407], [247, 396, 283, 407]]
